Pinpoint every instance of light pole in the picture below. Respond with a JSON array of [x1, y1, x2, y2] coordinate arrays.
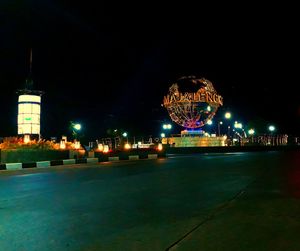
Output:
[[224, 112, 232, 136], [122, 132, 128, 143], [218, 121, 223, 136], [234, 122, 243, 146], [227, 126, 231, 137], [268, 125, 276, 146], [70, 121, 82, 140], [248, 128, 255, 144], [206, 119, 214, 136], [162, 123, 172, 144]]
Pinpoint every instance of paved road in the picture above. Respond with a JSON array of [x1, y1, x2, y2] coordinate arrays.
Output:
[[0, 151, 299, 251]]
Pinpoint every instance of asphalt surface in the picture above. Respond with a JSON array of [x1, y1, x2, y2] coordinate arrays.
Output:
[[0, 151, 299, 251]]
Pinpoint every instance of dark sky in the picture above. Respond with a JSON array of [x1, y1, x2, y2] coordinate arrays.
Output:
[[0, 1, 299, 140]]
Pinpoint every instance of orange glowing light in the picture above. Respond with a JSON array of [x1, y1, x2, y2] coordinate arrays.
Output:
[[103, 145, 109, 153], [157, 143, 163, 151], [98, 143, 104, 152], [124, 143, 131, 150], [60, 140, 66, 149]]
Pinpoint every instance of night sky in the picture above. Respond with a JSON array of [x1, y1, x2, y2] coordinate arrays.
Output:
[[1, 1, 299, 141]]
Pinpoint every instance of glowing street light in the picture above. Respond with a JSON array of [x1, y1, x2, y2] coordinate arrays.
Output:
[[122, 132, 128, 143], [217, 121, 223, 136], [268, 125, 275, 132], [248, 129, 255, 135], [163, 124, 172, 130], [207, 119, 213, 125], [224, 112, 232, 119], [162, 124, 172, 139], [234, 122, 243, 129], [223, 112, 232, 138], [73, 123, 81, 131], [70, 121, 82, 140], [248, 128, 255, 143]]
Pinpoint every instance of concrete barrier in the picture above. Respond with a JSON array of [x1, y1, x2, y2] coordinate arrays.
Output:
[[108, 156, 119, 161], [148, 154, 158, 159], [87, 158, 98, 163], [128, 155, 139, 160], [1, 150, 167, 172], [6, 163, 22, 171], [36, 161, 51, 168], [63, 159, 76, 165]]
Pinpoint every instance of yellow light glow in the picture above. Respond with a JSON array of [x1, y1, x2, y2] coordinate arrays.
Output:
[[24, 134, 30, 144], [124, 143, 131, 149], [18, 95, 41, 103], [248, 129, 255, 135], [74, 141, 80, 149], [103, 145, 109, 153], [158, 143, 163, 151], [234, 123, 242, 129], [74, 124, 81, 130], [225, 112, 231, 119], [268, 125, 275, 132], [60, 140, 66, 149], [98, 143, 104, 152], [18, 95, 41, 135]]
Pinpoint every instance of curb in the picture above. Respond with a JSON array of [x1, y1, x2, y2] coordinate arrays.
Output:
[[0, 153, 164, 171]]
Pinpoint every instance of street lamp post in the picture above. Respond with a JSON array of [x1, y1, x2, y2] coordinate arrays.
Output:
[[234, 122, 243, 146], [218, 121, 223, 136], [248, 128, 255, 144], [162, 123, 172, 145], [227, 126, 231, 137], [70, 121, 82, 140], [224, 112, 232, 137], [122, 132, 128, 143], [268, 125, 276, 146]]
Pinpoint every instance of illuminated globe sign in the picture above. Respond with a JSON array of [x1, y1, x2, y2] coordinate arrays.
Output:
[[163, 76, 223, 129]]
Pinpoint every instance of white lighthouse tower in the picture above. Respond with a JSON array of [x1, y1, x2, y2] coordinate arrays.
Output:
[[17, 50, 44, 140]]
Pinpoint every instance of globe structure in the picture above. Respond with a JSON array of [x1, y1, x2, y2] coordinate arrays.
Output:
[[163, 76, 223, 129]]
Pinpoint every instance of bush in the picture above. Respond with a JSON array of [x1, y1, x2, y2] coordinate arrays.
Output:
[[0, 137, 59, 150]]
